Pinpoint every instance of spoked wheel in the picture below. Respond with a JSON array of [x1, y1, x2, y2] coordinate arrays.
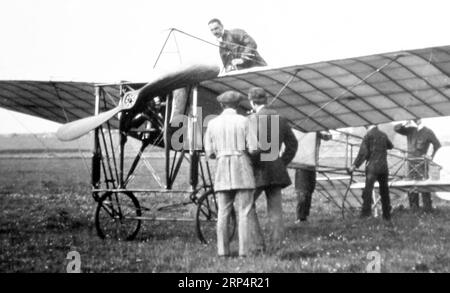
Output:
[[95, 191, 142, 241], [195, 189, 236, 244]]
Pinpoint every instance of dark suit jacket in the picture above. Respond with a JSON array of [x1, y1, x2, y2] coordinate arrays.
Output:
[[219, 29, 267, 71], [250, 107, 298, 188], [394, 124, 441, 158], [353, 127, 393, 174]]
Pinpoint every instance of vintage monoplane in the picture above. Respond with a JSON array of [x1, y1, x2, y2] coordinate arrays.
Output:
[[1, 44, 450, 242]]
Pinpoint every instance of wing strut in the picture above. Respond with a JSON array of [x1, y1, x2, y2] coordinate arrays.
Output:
[[164, 92, 173, 189]]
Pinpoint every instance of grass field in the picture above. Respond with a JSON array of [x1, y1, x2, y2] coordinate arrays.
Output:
[[1, 155, 450, 273]]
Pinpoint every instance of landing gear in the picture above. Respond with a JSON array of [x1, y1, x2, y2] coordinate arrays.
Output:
[[195, 189, 236, 244], [91, 85, 223, 244], [95, 191, 142, 241]]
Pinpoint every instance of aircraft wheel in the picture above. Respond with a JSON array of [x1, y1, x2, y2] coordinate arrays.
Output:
[[95, 191, 142, 241], [195, 189, 236, 244]]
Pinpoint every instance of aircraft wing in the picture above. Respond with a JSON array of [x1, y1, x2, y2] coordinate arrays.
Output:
[[0, 80, 145, 125], [2, 46, 450, 133], [200, 45, 450, 131]]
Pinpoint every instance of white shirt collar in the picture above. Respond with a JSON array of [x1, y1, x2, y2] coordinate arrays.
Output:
[[417, 123, 424, 130], [222, 108, 237, 114]]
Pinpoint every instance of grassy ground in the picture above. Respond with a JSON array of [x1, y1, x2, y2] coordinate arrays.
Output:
[[1, 157, 450, 273]]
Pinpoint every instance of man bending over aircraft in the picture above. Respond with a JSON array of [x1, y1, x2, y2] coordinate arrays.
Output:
[[394, 119, 441, 212], [350, 125, 394, 221], [204, 90, 259, 257], [208, 18, 267, 73], [293, 130, 332, 223]]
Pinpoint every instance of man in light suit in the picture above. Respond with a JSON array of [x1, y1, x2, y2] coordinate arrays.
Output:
[[204, 90, 259, 257], [247, 87, 298, 253], [208, 18, 267, 73]]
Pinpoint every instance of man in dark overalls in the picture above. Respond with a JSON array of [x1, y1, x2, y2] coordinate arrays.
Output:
[[350, 125, 394, 220]]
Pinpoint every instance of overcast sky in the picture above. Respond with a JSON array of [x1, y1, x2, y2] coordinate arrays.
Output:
[[0, 0, 449, 133]]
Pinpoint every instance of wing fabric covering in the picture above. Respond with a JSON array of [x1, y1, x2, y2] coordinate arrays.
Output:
[[200, 45, 450, 132], [0, 81, 121, 124]]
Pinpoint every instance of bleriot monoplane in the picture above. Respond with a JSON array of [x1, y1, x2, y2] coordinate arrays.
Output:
[[1, 45, 450, 242]]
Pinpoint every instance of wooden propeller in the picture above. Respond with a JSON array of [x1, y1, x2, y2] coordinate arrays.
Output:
[[56, 63, 220, 141]]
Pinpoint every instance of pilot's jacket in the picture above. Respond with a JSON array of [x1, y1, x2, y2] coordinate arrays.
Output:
[[394, 124, 441, 181], [353, 126, 394, 174], [249, 107, 298, 188], [204, 108, 257, 191], [219, 29, 267, 72], [393, 124, 441, 158]]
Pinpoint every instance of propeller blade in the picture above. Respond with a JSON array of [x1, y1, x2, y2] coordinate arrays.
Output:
[[56, 104, 123, 141], [56, 63, 220, 141]]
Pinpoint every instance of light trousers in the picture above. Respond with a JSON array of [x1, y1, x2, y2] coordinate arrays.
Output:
[[216, 189, 256, 256]]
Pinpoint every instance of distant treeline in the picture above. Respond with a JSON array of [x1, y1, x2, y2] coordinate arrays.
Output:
[[0, 149, 91, 154]]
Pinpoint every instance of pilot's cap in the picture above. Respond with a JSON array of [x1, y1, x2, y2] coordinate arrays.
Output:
[[248, 87, 267, 104], [217, 90, 242, 105]]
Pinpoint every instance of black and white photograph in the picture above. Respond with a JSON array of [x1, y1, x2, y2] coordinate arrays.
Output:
[[1, 0, 450, 275]]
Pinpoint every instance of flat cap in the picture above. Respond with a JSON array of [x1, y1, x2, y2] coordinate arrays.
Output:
[[217, 90, 242, 104], [248, 87, 267, 103]]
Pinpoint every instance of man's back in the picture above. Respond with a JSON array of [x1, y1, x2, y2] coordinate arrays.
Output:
[[205, 108, 256, 191], [256, 107, 297, 161], [250, 107, 298, 188], [291, 131, 332, 170], [206, 109, 251, 154], [354, 127, 393, 174]]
